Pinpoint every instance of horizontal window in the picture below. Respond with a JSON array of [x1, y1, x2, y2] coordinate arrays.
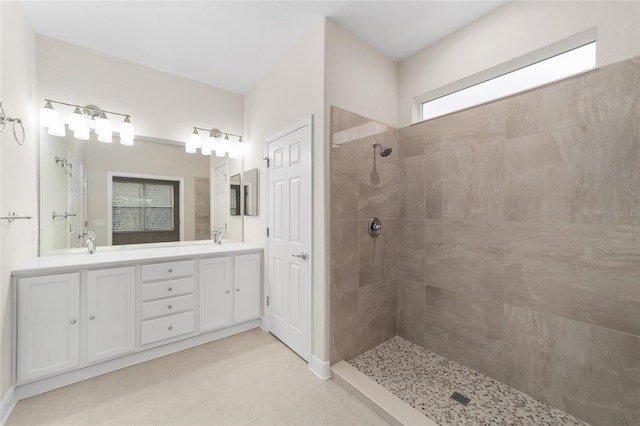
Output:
[[421, 42, 596, 121]]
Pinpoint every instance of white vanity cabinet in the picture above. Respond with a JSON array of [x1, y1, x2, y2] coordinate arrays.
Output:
[[233, 253, 261, 323], [13, 244, 263, 394], [199, 256, 233, 332], [140, 260, 196, 346], [17, 273, 80, 383], [17, 266, 136, 382], [199, 253, 261, 332], [86, 267, 136, 363]]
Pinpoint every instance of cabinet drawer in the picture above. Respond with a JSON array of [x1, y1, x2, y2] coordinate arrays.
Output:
[[141, 260, 194, 282], [141, 277, 194, 301], [141, 311, 194, 346], [142, 294, 194, 320]]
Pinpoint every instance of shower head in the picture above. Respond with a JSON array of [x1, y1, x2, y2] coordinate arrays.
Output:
[[372, 142, 392, 157]]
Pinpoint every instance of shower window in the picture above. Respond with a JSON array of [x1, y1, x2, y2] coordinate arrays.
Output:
[[421, 41, 596, 121]]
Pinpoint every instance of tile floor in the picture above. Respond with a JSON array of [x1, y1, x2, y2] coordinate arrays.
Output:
[[7, 328, 387, 425], [348, 336, 589, 426]]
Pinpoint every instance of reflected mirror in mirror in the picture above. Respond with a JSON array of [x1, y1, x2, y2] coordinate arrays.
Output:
[[39, 126, 243, 255], [211, 157, 242, 242], [230, 174, 241, 216], [244, 168, 258, 216]]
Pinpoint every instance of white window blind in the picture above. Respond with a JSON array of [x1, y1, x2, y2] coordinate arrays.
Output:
[[112, 180, 174, 232]]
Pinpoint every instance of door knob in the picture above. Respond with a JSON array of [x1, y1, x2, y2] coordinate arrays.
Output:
[[292, 251, 308, 260]]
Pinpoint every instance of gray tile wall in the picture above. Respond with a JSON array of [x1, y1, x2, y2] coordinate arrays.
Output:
[[329, 106, 399, 364], [397, 57, 640, 426]]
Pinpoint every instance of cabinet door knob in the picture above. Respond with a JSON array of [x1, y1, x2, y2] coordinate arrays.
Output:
[[89, 315, 96, 320], [168, 287, 173, 292], [70, 319, 77, 325], [236, 288, 240, 292], [168, 326, 173, 331], [226, 290, 230, 294], [168, 269, 173, 273], [167, 305, 173, 309]]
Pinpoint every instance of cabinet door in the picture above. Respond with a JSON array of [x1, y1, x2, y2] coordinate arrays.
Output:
[[233, 253, 261, 323], [87, 267, 135, 363], [18, 273, 80, 383], [198, 257, 233, 332]]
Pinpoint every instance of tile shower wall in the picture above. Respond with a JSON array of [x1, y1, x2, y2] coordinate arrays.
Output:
[[330, 106, 399, 364], [397, 57, 640, 426]]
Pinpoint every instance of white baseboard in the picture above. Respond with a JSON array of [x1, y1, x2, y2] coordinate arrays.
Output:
[[1, 386, 16, 426], [309, 355, 331, 380]]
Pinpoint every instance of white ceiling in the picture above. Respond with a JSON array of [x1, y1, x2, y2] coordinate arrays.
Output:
[[20, 1, 506, 94]]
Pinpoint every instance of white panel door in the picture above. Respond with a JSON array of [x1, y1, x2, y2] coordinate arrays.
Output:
[[199, 256, 233, 332], [18, 273, 80, 382], [267, 118, 312, 361], [233, 253, 261, 323], [86, 267, 136, 363]]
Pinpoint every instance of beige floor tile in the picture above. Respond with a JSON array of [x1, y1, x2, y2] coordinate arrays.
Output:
[[6, 329, 386, 426]]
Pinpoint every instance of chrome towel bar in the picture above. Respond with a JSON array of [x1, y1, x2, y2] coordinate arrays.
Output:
[[52, 211, 77, 220], [1, 211, 33, 223]]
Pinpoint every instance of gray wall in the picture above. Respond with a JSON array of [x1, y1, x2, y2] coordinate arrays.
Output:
[[397, 57, 639, 426], [329, 106, 399, 364]]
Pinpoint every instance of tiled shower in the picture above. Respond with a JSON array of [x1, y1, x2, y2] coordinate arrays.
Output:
[[329, 57, 639, 426]]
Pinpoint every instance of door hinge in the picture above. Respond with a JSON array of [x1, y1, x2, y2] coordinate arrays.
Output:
[[266, 227, 269, 237], [263, 156, 270, 168], [266, 296, 269, 307]]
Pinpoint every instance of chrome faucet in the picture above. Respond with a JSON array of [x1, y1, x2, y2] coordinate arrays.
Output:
[[86, 230, 96, 254], [211, 227, 224, 245]]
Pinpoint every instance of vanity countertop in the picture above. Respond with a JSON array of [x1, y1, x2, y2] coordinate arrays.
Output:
[[12, 241, 263, 276]]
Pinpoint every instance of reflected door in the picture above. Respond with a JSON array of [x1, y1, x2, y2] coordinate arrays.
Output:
[[212, 163, 227, 231], [267, 119, 312, 361]]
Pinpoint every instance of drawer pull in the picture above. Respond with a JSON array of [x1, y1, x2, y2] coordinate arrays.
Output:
[[89, 315, 96, 320], [168, 326, 173, 331], [167, 305, 173, 310], [168, 269, 173, 273], [168, 287, 173, 292], [70, 319, 77, 325]]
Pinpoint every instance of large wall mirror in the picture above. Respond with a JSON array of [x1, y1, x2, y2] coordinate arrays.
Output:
[[39, 127, 244, 255]]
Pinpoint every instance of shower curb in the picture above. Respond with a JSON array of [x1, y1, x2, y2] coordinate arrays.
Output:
[[331, 361, 437, 426]]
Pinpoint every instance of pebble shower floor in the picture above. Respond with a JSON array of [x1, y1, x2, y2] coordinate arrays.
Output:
[[348, 336, 589, 426]]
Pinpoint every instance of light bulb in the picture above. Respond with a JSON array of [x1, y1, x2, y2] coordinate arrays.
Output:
[[189, 128, 201, 148], [48, 121, 66, 137], [96, 112, 112, 142], [74, 126, 90, 141], [215, 137, 226, 157], [40, 101, 58, 129], [120, 116, 134, 145], [185, 143, 197, 154], [220, 134, 231, 152], [201, 137, 212, 156], [69, 107, 85, 131]]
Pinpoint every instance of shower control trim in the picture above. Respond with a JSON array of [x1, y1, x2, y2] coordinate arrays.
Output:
[[368, 217, 383, 237]]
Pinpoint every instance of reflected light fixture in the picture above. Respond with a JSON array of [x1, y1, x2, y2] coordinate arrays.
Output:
[[39, 99, 134, 146], [187, 126, 245, 158]]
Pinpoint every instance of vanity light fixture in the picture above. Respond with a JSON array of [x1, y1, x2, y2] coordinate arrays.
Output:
[[187, 126, 245, 158], [39, 99, 135, 146]]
